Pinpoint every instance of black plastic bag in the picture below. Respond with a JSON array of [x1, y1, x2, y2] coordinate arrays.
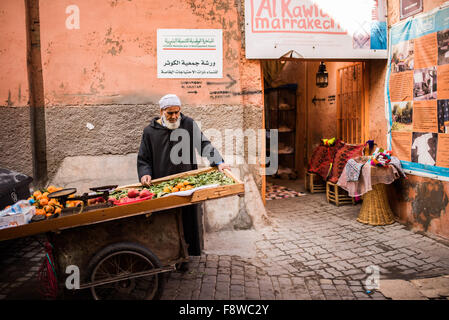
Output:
[[0, 168, 33, 210]]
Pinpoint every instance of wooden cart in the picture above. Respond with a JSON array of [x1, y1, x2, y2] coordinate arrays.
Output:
[[0, 168, 244, 300]]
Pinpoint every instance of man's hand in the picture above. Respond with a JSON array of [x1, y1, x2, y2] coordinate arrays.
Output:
[[141, 175, 152, 186], [218, 163, 230, 172]]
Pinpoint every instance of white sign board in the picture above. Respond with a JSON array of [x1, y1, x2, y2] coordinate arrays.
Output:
[[245, 0, 388, 59], [157, 29, 223, 78]]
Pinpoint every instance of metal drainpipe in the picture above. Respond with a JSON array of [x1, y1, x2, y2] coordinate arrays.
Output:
[[25, 0, 47, 189]]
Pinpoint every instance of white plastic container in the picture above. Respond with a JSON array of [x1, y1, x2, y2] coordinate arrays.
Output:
[[0, 200, 36, 230]]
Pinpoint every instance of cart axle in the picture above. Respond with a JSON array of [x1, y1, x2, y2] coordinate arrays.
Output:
[[78, 265, 175, 290]]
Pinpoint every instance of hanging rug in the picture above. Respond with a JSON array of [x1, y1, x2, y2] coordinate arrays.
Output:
[[265, 183, 306, 200]]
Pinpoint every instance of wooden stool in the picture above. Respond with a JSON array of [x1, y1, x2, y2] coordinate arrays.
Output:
[[305, 171, 326, 193], [326, 181, 355, 206], [357, 183, 395, 226]]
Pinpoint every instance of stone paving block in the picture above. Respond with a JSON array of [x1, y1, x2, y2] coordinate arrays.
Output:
[[320, 279, 332, 284], [379, 280, 428, 300], [323, 290, 341, 300], [316, 270, 333, 279], [353, 291, 371, 299], [325, 267, 344, 277], [202, 274, 216, 284], [175, 291, 193, 300], [277, 277, 292, 289], [328, 261, 353, 271], [399, 259, 418, 268], [333, 279, 347, 285], [231, 267, 244, 276], [218, 267, 230, 274], [204, 267, 218, 276], [230, 277, 244, 286], [217, 274, 230, 283], [199, 284, 215, 300], [322, 256, 340, 264], [245, 287, 261, 299], [308, 290, 326, 300], [260, 292, 276, 300], [245, 280, 259, 288], [406, 256, 426, 266], [320, 284, 336, 290]]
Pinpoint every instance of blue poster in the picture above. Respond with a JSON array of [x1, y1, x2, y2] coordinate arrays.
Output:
[[386, 4, 449, 179]]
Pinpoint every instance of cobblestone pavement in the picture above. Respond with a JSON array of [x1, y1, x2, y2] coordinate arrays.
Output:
[[1, 193, 449, 300]]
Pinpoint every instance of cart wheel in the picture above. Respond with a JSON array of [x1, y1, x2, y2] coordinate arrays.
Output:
[[86, 242, 164, 300]]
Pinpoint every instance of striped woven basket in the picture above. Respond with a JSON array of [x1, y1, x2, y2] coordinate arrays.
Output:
[[357, 183, 395, 226]]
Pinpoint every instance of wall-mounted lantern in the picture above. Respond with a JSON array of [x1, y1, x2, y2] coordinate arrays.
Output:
[[316, 61, 328, 88]]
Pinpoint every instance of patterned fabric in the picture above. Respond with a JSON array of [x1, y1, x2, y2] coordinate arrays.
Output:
[[346, 159, 365, 182], [265, 183, 305, 200], [328, 143, 365, 183], [307, 140, 345, 181]]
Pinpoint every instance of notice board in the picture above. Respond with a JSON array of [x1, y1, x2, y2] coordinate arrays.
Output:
[[244, 0, 388, 59], [386, 2, 449, 180]]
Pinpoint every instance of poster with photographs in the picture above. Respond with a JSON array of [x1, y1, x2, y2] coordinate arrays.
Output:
[[387, 3, 449, 179]]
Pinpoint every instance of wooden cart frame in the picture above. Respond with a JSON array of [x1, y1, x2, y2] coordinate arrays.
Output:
[[0, 168, 244, 300]]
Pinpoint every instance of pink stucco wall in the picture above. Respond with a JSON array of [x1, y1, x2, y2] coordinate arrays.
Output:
[[0, 0, 29, 107], [38, 0, 261, 107]]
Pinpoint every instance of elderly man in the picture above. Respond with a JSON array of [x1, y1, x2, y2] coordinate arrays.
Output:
[[137, 94, 229, 261]]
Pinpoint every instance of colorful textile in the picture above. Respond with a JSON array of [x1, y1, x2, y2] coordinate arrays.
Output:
[[338, 156, 404, 197], [308, 140, 344, 181], [322, 137, 336, 146], [328, 143, 365, 183], [370, 148, 392, 167], [265, 183, 305, 200], [389, 156, 407, 178], [346, 159, 365, 182]]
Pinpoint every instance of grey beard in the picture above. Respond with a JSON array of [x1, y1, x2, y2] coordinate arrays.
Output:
[[162, 114, 181, 130]]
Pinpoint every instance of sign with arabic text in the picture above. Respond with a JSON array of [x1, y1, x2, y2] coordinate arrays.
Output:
[[157, 29, 223, 78]]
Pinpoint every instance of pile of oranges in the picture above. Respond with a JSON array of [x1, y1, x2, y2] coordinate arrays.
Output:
[[28, 185, 81, 218], [163, 180, 194, 193]]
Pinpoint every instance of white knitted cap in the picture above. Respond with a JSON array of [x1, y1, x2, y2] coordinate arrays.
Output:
[[159, 94, 181, 110]]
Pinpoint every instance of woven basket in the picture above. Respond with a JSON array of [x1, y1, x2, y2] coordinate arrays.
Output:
[[357, 183, 395, 226]]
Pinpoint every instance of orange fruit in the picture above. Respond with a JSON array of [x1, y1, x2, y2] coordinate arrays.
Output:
[[35, 194, 43, 201], [47, 186, 57, 193], [44, 205, 54, 213], [46, 213, 52, 218], [42, 192, 49, 198], [186, 185, 193, 190], [180, 187, 186, 191], [163, 186, 171, 193], [48, 199, 57, 206], [183, 181, 190, 186], [35, 209, 45, 215], [39, 198, 48, 206], [54, 207, 62, 214], [33, 191, 42, 198], [172, 187, 179, 192]]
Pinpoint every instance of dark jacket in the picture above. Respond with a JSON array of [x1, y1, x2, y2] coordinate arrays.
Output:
[[137, 113, 223, 180]]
